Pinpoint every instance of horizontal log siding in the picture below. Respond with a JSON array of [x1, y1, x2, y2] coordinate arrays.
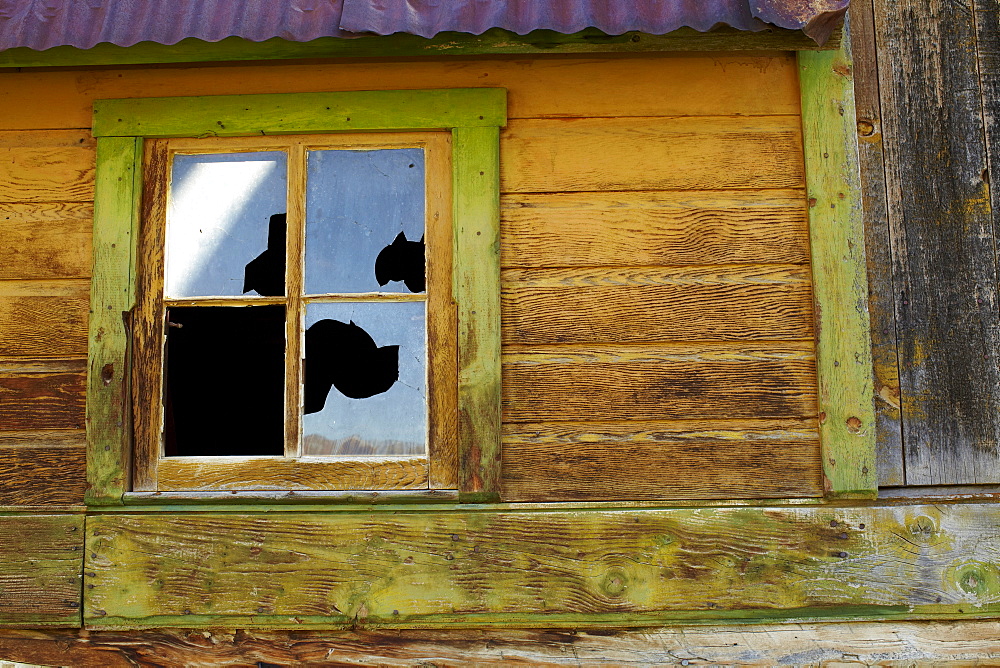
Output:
[[0, 52, 815, 505]]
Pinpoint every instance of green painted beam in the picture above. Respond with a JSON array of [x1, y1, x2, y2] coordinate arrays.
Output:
[[86, 137, 142, 506], [83, 503, 1000, 628], [1, 28, 835, 70], [452, 127, 502, 502], [798, 35, 877, 499], [93, 89, 507, 138]]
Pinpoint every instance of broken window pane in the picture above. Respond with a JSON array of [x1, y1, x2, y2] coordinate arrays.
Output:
[[302, 301, 426, 456], [165, 151, 287, 298], [305, 148, 425, 295], [164, 305, 285, 457]]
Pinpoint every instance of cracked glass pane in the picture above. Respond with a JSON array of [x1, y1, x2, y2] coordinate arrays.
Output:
[[302, 301, 426, 456], [165, 151, 287, 298], [305, 148, 425, 295]]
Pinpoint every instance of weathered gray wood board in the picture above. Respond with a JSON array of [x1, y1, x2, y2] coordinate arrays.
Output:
[[2, 620, 1000, 666], [0, 514, 82, 627], [872, 0, 1000, 484], [850, 1, 904, 486], [86, 503, 1000, 628]]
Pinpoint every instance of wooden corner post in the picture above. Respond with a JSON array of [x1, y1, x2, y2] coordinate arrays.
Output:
[[799, 30, 878, 498]]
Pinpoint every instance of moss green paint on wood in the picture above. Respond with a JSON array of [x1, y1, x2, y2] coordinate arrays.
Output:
[[83, 503, 1000, 628], [798, 40, 877, 498], [86, 137, 141, 505], [452, 127, 502, 500], [93, 89, 507, 138], [0, 28, 833, 70]]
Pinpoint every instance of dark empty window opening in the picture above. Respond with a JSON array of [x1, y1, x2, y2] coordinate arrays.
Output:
[[164, 305, 285, 457]]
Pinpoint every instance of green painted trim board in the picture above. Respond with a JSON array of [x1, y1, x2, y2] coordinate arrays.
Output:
[[1, 28, 834, 69], [798, 36, 878, 498]]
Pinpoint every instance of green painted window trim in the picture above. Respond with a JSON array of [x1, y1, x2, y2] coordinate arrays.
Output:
[[0, 28, 835, 69], [87, 88, 506, 505], [799, 39, 878, 499]]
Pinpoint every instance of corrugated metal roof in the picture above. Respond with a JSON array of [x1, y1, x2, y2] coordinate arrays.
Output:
[[0, 0, 848, 52]]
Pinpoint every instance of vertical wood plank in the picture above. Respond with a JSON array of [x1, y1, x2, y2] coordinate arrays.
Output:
[[849, 1, 904, 486], [285, 145, 306, 458], [799, 37, 878, 498], [86, 136, 141, 504], [452, 126, 501, 501], [874, 0, 1000, 484]]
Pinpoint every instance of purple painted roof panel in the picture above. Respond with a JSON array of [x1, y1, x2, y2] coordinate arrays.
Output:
[[339, 0, 769, 39], [0, 0, 847, 52]]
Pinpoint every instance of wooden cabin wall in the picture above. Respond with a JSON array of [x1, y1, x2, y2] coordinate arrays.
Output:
[[0, 51, 820, 505]]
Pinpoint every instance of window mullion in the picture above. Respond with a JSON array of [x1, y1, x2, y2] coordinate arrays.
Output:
[[285, 144, 307, 458]]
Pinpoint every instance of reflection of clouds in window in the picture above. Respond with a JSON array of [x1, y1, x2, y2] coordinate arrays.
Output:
[[302, 301, 426, 456], [166, 153, 286, 298]]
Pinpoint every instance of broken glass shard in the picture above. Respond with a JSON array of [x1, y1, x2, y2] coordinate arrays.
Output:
[[302, 301, 426, 456], [165, 151, 287, 298], [305, 148, 425, 295]]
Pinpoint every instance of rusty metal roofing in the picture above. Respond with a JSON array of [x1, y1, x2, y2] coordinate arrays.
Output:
[[0, 0, 848, 52]]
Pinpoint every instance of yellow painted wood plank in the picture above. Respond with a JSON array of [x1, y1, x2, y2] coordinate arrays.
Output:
[[500, 190, 810, 267], [0, 445, 87, 505], [0, 293, 88, 358], [84, 503, 1000, 627], [500, 116, 805, 193], [0, 203, 93, 280], [501, 265, 814, 344], [799, 43, 877, 498], [0, 514, 82, 626], [502, 419, 821, 500], [502, 342, 817, 423], [0, 55, 800, 131], [0, 130, 95, 202]]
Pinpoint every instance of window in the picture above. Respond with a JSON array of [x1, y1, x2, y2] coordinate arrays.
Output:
[[87, 89, 506, 501]]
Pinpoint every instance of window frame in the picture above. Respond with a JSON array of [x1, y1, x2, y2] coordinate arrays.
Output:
[[86, 88, 507, 504]]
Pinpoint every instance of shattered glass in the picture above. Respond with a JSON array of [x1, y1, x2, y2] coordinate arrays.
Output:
[[301, 301, 427, 456]]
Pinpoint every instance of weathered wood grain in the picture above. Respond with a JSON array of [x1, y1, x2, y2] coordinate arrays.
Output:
[[0, 444, 86, 505], [0, 203, 93, 280], [502, 343, 818, 422], [500, 190, 810, 268], [0, 290, 88, 358], [0, 130, 95, 202], [87, 137, 141, 505], [0, 55, 799, 131], [4, 621, 1000, 666], [502, 419, 821, 500], [850, 0, 904, 486], [501, 265, 814, 344], [500, 116, 805, 193], [799, 42, 876, 498], [874, 0, 1000, 484], [85, 503, 1000, 627], [453, 127, 502, 499], [156, 457, 428, 492], [0, 514, 82, 626], [0, 366, 86, 431]]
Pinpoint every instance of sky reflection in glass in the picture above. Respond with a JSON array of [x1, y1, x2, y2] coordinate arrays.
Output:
[[305, 148, 425, 295], [165, 151, 287, 298]]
